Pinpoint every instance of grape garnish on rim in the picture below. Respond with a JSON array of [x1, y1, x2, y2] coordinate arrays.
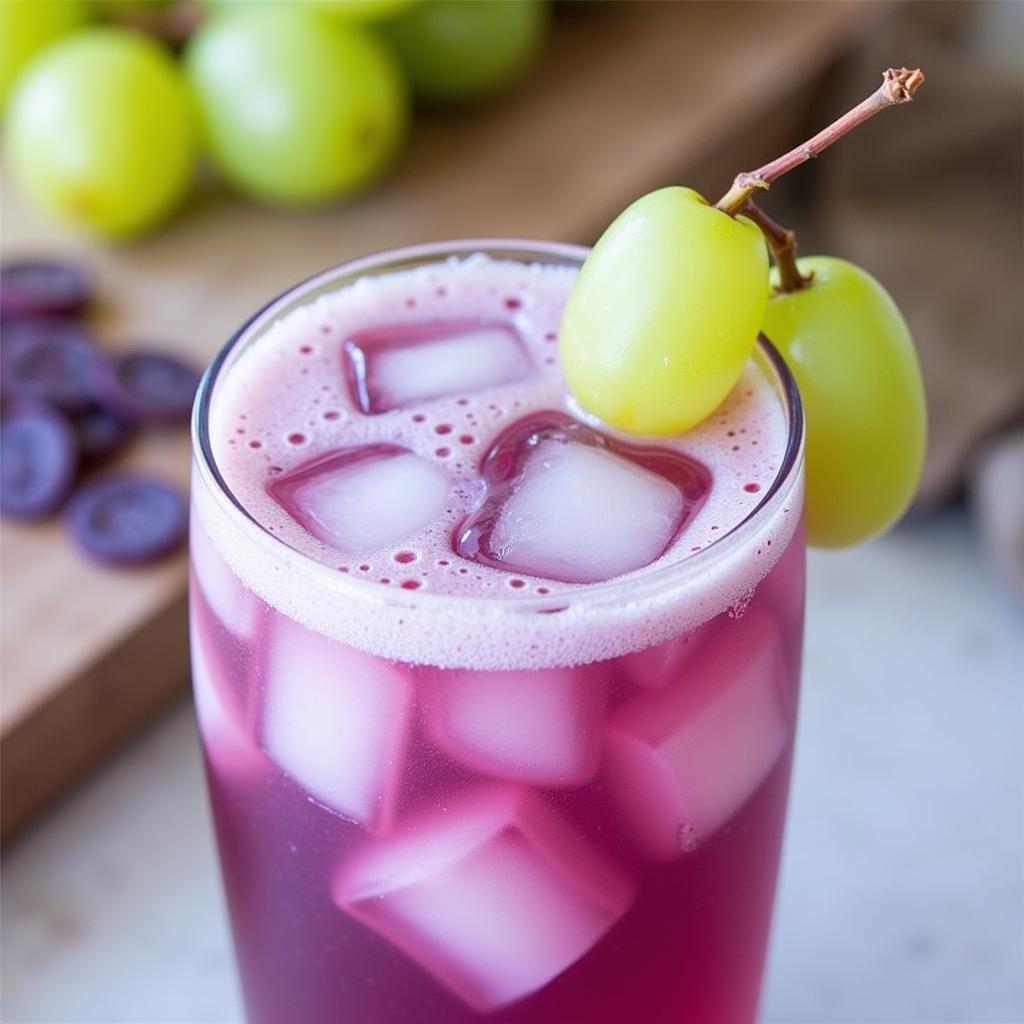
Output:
[[560, 67, 926, 548]]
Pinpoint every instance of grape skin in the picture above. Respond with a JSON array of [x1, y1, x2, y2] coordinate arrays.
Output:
[[559, 187, 769, 437], [4, 28, 197, 239], [762, 256, 927, 548], [206, 0, 419, 20], [0, 0, 90, 108], [320, 0, 421, 21], [185, 6, 408, 206], [380, 0, 547, 105]]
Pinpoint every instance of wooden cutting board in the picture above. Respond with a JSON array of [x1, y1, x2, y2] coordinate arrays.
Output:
[[0, 0, 883, 839]]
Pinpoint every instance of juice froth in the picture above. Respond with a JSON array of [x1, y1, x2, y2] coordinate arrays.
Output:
[[199, 252, 800, 670]]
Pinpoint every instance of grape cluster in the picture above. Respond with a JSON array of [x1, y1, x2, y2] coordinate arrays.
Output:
[[559, 69, 928, 549], [1, 0, 548, 237]]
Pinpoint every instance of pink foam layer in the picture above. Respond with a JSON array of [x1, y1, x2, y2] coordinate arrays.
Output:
[[196, 255, 803, 670]]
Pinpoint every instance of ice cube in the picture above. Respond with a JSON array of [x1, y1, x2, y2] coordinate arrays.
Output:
[[473, 439, 685, 584], [269, 446, 449, 554], [425, 665, 606, 787], [333, 784, 634, 1012], [261, 615, 414, 831], [616, 625, 709, 691], [189, 599, 263, 780], [190, 514, 261, 638], [346, 322, 532, 413], [605, 609, 789, 860]]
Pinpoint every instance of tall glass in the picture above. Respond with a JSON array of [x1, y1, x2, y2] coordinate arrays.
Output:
[[189, 241, 805, 1024]]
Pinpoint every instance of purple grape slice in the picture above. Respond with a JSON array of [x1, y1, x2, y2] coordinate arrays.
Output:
[[72, 404, 135, 464], [1, 318, 102, 413], [91, 350, 201, 425], [1, 402, 79, 520], [1, 261, 92, 319], [65, 474, 187, 566]]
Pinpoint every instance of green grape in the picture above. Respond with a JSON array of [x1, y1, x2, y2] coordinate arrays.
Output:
[[0, 0, 92, 108], [762, 256, 927, 548], [319, 0, 421, 21], [204, 0, 419, 21], [185, 7, 407, 206], [96, 0, 174, 14], [380, 0, 547, 105], [4, 28, 197, 239], [559, 187, 769, 436]]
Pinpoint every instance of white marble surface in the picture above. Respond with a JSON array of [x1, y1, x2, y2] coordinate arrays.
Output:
[[2, 506, 1022, 1024]]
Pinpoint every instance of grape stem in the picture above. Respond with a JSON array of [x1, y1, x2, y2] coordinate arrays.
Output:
[[715, 67, 925, 216], [741, 201, 813, 294]]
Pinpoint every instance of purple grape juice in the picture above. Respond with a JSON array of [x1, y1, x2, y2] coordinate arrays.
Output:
[[190, 242, 805, 1024]]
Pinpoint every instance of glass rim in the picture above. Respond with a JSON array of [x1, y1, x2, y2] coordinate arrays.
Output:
[[191, 238, 804, 617]]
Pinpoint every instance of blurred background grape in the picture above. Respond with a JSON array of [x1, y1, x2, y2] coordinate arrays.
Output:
[[381, 0, 547, 105], [0, 0, 91, 106], [185, 5, 408, 206], [1, 0, 552, 236], [5, 27, 197, 237]]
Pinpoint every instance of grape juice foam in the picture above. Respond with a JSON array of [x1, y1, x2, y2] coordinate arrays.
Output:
[[190, 242, 805, 1024]]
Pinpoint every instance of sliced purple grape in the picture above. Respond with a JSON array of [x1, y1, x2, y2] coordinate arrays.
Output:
[[65, 474, 187, 566], [1, 318, 102, 413], [72, 404, 134, 464], [1, 261, 92, 319], [91, 350, 201, 425], [1, 402, 79, 520]]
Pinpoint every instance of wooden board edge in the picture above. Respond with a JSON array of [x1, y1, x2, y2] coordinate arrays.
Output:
[[1, 588, 191, 843]]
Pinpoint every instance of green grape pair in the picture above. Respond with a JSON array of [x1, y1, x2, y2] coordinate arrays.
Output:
[[560, 185, 926, 549], [2, 11, 406, 235]]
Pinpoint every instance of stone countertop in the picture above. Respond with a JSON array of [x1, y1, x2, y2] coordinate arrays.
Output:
[[2, 506, 1022, 1024]]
